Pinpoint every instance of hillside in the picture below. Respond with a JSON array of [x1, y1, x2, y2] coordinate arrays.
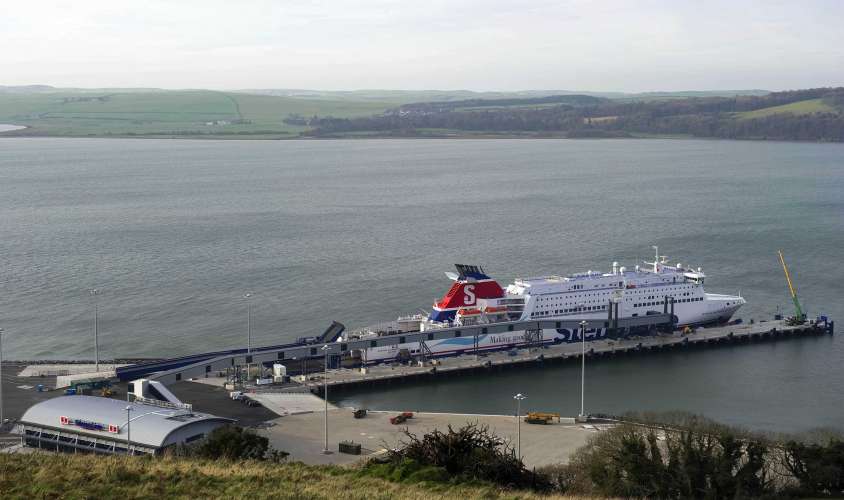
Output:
[[0, 90, 397, 138], [308, 87, 844, 141], [0, 454, 570, 500], [234, 88, 769, 102], [736, 98, 836, 119], [2, 86, 842, 141]]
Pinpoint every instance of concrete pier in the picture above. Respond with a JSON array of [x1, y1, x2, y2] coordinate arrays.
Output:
[[288, 318, 832, 393]]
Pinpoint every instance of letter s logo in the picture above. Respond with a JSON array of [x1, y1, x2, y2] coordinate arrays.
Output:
[[463, 285, 476, 305]]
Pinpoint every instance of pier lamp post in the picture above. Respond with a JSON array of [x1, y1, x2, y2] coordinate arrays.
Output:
[[579, 320, 587, 420], [321, 344, 331, 454], [243, 292, 253, 353], [125, 405, 132, 455], [90, 288, 101, 372], [244, 292, 253, 379], [0, 327, 4, 427], [513, 393, 526, 460]]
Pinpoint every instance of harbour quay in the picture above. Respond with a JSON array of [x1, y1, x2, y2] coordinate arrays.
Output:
[[287, 317, 834, 394], [124, 311, 833, 391]]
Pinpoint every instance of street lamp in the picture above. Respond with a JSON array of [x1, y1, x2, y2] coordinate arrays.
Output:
[[244, 292, 253, 380], [579, 320, 587, 420], [321, 344, 331, 454], [90, 289, 101, 372], [0, 328, 5, 427], [513, 393, 526, 460], [243, 292, 253, 353], [125, 405, 132, 455]]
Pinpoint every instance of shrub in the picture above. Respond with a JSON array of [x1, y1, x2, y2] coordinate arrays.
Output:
[[168, 425, 288, 462], [366, 423, 551, 491], [783, 439, 844, 497]]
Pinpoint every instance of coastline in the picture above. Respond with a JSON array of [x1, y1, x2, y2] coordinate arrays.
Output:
[[3, 132, 840, 143]]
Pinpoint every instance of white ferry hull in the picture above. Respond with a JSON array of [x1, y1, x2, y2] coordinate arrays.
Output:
[[349, 254, 745, 364], [358, 306, 742, 364]]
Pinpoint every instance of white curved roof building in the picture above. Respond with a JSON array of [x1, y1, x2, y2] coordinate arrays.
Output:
[[18, 396, 233, 455]]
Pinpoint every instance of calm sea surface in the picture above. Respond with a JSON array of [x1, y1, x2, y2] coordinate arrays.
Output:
[[1, 138, 842, 433]]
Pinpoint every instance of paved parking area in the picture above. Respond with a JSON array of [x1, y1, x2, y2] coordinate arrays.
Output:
[[259, 407, 606, 468]]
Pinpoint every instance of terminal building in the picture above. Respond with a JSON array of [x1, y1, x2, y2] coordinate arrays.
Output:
[[17, 396, 233, 455]]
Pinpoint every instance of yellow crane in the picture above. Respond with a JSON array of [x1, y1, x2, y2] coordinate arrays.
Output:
[[778, 250, 805, 325]]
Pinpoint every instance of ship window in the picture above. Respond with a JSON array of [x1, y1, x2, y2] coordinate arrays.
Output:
[[371, 340, 377, 348], [454, 331, 461, 337], [427, 333, 434, 341]]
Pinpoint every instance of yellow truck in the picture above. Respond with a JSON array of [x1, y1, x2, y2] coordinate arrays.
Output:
[[524, 412, 560, 425]]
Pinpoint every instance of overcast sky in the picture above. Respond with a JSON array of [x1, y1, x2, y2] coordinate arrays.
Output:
[[3, 0, 842, 92]]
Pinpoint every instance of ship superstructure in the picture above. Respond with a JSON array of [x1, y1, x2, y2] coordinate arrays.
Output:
[[343, 248, 745, 363]]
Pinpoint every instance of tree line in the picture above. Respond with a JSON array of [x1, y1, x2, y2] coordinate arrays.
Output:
[[365, 413, 844, 498], [304, 87, 844, 142]]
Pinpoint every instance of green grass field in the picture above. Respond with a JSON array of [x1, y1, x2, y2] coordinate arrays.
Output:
[[736, 98, 837, 119], [0, 90, 397, 137], [0, 454, 576, 500]]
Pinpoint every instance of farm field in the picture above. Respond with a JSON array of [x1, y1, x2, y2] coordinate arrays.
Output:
[[736, 98, 837, 119], [0, 90, 397, 137]]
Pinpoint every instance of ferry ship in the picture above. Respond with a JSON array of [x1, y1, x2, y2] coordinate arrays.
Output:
[[343, 248, 745, 364]]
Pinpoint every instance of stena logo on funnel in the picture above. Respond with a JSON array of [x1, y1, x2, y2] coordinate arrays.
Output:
[[463, 285, 475, 305]]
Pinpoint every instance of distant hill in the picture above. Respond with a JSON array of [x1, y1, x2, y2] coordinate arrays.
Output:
[[307, 87, 844, 142], [0, 89, 396, 137], [393, 94, 608, 114], [235, 88, 770, 102], [8, 84, 844, 141], [0, 84, 58, 93]]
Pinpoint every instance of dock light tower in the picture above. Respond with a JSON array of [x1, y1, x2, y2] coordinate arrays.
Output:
[[321, 344, 332, 454], [579, 320, 587, 420], [243, 292, 253, 354], [89, 289, 101, 372], [243, 292, 253, 380], [0, 328, 5, 427], [513, 393, 526, 460]]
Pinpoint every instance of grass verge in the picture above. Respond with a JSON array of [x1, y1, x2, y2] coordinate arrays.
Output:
[[0, 453, 583, 500]]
